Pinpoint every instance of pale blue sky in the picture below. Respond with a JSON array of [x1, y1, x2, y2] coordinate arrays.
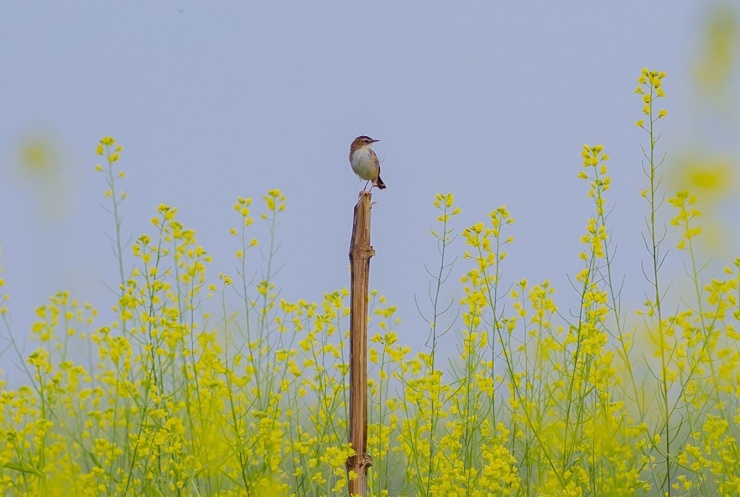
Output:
[[1, 2, 738, 375]]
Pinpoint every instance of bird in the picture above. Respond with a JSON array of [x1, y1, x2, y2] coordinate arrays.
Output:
[[349, 135, 386, 191]]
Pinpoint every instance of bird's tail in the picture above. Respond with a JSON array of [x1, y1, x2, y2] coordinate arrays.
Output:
[[375, 175, 386, 190]]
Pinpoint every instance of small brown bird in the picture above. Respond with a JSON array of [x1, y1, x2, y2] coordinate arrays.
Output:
[[349, 135, 386, 191]]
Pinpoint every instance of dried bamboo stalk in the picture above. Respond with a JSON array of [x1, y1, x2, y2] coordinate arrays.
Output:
[[346, 191, 375, 496]]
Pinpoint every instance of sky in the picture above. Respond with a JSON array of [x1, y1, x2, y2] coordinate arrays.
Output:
[[1, 2, 738, 378]]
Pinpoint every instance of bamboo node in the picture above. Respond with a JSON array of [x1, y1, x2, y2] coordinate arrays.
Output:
[[346, 453, 374, 470]]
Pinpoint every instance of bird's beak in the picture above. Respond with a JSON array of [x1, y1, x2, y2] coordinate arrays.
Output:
[[371, 139, 380, 143]]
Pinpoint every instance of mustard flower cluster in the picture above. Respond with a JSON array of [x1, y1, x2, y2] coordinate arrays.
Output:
[[669, 191, 702, 251], [95, 136, 126, 206], [634, 67, 668, 129]]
